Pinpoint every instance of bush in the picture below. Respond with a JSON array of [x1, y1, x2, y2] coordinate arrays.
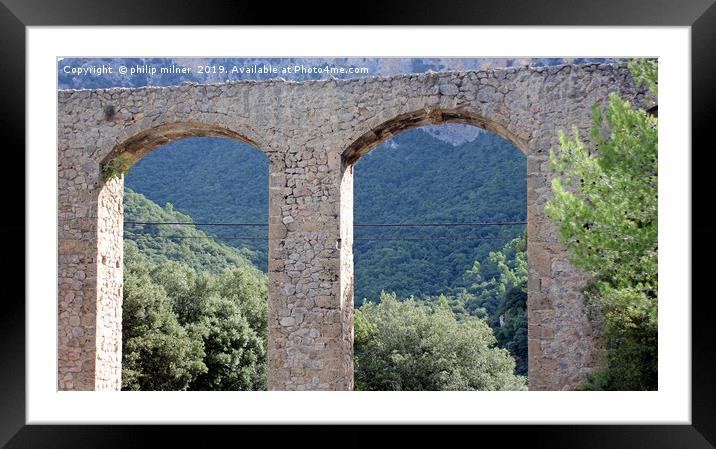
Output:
[[354, 292, 526, 391]]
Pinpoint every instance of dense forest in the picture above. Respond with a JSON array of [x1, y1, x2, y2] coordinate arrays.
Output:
[[353, 129, 525, 303], [124, 189, 261, 273], [124, 139, 270, 270]]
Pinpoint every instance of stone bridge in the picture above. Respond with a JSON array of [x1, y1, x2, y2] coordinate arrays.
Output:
[[57, 63, 644, 391]]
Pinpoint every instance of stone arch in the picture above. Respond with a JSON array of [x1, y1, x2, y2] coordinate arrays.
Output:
[[100, 121, 266, 165], [341, 107, 529, 167], [62, 120, 272, 391], [336, 102, 588, 391]]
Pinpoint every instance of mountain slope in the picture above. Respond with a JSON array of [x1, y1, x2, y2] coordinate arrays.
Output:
[[353, 129, 526, 303], [123, 188, 262, 275]]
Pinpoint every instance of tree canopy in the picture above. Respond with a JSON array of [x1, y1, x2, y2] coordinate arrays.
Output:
[[354, 292, 526, 391]]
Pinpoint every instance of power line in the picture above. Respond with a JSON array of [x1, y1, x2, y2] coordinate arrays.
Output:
[[129, 235, 266, 240], [125, 220, 526, 242], [356, 221, 526, 227], [356, 237, 517, 241], [125, 221, 266, 226], [124, 221, 527, 227], [126, 234, 518, 242]]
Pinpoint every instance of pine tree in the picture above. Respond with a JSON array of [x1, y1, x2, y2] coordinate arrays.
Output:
[[545, 59, 658, 390]]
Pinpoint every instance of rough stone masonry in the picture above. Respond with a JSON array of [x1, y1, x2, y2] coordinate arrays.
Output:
[[57, 63, 646, 391]]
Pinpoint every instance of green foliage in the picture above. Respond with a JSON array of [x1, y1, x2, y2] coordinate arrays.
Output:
[[464, 234, 527, 314], [121, 248, 207, 390], [354, 131, 526, 304], [101, 154, 136, 182], [378, 233, 529, 377], [151, 263, 268, 391], [546, 59, 658, 390], [354, 292, 526, 391], [121, 196, 268, 391], [490, 286, 528, 376], [575, 286, 658, 390], [125, 138, 270, 270], [462, 234, 528, 375], [124, 188, 260, 274], [628, 58, 658, 100]]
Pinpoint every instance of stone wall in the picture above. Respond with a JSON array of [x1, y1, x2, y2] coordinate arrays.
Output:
[[57, 63, 645, 391]]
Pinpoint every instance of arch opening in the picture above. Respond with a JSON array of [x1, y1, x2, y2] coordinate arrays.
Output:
[[95, 126, 272, 391], [343, 116, 529, 389]]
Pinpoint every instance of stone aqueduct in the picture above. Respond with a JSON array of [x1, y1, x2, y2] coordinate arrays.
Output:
[[58, 63, 644, 391]]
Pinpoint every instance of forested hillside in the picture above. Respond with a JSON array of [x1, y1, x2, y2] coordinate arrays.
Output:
[[124, 139, 270, 270], [123, 188, 262, 274], [353, 128, 526, 303], [124, 127, 526, 304]]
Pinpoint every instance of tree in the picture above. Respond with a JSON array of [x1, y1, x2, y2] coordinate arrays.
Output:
[[121, 248, 207, 390], [146, 261, 268, 391], [490, 285, 528, 376], [354, 292, 526, 391], [121, 234, 269, 391], [187, 294, 266, 390], [186, 267, 268, 391], [545, 59, 658, 390], [464, 234, 528, 375]]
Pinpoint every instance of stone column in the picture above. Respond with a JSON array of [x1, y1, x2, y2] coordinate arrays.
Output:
[[526, 136, 598, 391], [94, 178, 124, 390], [58, 147, 123, 391], [266, 147, 354, 390]]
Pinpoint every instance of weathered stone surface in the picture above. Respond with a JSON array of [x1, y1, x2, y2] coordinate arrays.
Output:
[[57, 63, 645, 391]]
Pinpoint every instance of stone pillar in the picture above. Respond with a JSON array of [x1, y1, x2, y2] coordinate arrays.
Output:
[[526, 137, 598, 391], [338, 163, 355, 389], [266, 148, 354, 390], [58, 150, 123, 391], [58, 160, 99, 391], [94, 178, 124, 390]]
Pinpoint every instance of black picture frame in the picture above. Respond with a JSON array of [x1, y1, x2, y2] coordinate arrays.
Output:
[[3, 0, 714, 447]]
